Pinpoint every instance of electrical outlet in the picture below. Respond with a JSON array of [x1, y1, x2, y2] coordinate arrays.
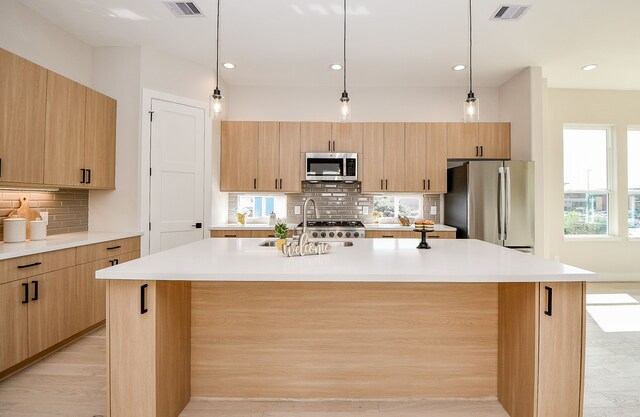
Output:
[[363, 206, 369, 215], [294, 206, 301, 215], [40, 211, 49, 225], [430, 206, 437, 215]]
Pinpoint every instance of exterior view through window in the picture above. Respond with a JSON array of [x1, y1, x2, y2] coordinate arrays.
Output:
[[237, 195, 287, 218], [629, 130, 640, 237], [563, 128, 610, 236], [373, 195, 422, 218]]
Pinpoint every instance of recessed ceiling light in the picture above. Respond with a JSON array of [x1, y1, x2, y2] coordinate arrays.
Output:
[[452, 64, 466, 71], [223, 62, 236, 69], [330, 64, 343, 71], [582, 64, 597, 71]]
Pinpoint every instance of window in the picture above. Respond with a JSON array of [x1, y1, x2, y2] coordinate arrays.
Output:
[[629, 130, 640, 238], [373, 195, 422, 218], [237, 195, 286, 219], [563, 128, 611, 236]]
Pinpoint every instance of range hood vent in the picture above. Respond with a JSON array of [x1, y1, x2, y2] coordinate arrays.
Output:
[[163, 1, 204, 17], [491, 5, 531, 20]]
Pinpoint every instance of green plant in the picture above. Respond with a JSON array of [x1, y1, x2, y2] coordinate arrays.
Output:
[[274, 221, 288, 239]]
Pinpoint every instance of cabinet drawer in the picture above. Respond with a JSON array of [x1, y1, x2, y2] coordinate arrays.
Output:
[[76, 237, 139, 264], [426, 231, 456, 239], [366, 230, 414, 239], [211, 230, 254, 238], [0, 248, 76, 285]]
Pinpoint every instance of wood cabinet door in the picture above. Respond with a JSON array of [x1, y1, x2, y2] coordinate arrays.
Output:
[[404, 123, 427, 192], [0, 49, 47, 185], [84, 88, 116, 189], [76, 259, 111, 332], [361, 123, 385, 193], [28, 268, 77, 356], [331, 122, 363, 153], [220, 121, 258, 191], [447, 122, 478, 159], [301, 122, 332, 153], [0, 279, 29, 372], [278, 122, 301, 192], [257, 122, 280, 191], [383, 123, 405, 192], [479, 122, 511, 159], [426, 123, 448, 193], [538, 282, 585, 417], [44, 71, 86, 187]]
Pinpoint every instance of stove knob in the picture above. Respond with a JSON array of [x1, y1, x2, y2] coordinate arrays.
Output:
[[337, 232, 343, 238], [354, 232, 360, 238], [345, 232, 351, 238], [312, 232, 318, 238], [321, 232, 326, 238], [329, 232, 335, 238]]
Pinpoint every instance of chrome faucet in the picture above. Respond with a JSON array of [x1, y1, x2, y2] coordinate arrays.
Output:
[[302, 198, 320, 236]]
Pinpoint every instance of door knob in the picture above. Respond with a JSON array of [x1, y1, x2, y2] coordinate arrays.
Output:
[[192, 222, 203, 229]]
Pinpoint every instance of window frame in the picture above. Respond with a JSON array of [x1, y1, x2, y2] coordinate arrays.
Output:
[[562, 125, 615, 238]]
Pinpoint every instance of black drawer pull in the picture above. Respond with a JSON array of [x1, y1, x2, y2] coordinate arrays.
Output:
[[80, 168, 86, 184], [22, 283, 29, 304], [382, 235, 394, 238], [544, 286, 553, 316], [87, 169, 91, 184], [18, 262, 42, 269], [225, 234, 237, 237], [106, 245, 121, 250], [141, 284, 148, 314], [428, 179, 431, 190], [31, 280, 39, 301]]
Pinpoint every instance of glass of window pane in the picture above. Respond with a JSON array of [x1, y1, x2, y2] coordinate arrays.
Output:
[[563, 129, 608, 192], [373, 196, 395, 218], [628, 130, 640, 237], [564, 193, 609, 235], [398, 197, 420, 218]]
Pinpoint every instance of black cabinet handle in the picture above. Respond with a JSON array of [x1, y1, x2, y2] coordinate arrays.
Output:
[[22, 283, 29, 304], [31, 280, 39, 301], [382, 235, 394, 238], [428, 179, 431, 190], [475, 146, 479, 157], [80, 168, 86, 184], [87, 169, 91, 184], [385, 179, 388, 190], [225, 234, 237, 237], [423, 179, 426, 190], [333, 141, 336, 151], [18, 262, 42, 269], [114, 259, 119, 265], [544, 286, 553, 316], [253, 178, 257, 189], [380, 179, 383, 190], [480, 146, 484, 157], [0, 158, 2, 177], [141, 284, 148, 314], [107, 245, 121, 250], [109, 260, 114, 266], [279, 179, 282, 189], [328, 140, 331, 151]]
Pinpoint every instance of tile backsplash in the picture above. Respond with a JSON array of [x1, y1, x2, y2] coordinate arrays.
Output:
[[0, 189, 89, 241]]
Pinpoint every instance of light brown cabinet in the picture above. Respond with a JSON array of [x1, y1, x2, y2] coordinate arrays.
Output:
[[404, 123, 448, 193], [366, 230, 455, 239], [220, 121, 259, 191], [84, 89, 117, 189], [0, 279, 29, 372], [361, 123, 405, 192], [301, 122, 362, 153], [0, 48, 47, 185], [211, 230, 254, 238], [301, 122, 332, 153], [448, 122, 510, 160]]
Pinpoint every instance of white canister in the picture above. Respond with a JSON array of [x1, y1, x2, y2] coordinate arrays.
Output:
[[3, 217, 27, 243], [30, 220, 47, 241]]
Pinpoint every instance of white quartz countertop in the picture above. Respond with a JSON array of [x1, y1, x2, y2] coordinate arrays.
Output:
[[210, 223, 297, 230], [0, 231, 143, 260], [364, 224, 456, 232], [210, 223, 456, 232], [97, 237, 595, 283]]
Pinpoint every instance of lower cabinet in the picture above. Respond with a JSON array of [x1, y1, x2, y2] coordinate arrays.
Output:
[[0, 279, 29, 371], [211, 230, 293, 238], [366, 230, 456, 239]]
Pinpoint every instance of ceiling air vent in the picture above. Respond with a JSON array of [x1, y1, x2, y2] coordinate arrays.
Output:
[[491, 5, 531, 21], [163, 1, 204, 17]]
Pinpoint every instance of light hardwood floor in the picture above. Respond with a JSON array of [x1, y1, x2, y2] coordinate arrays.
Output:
[[0, 282, 638, 417]]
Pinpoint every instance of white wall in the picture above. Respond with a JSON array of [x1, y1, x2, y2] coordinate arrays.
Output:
[[227, 85, 500, 122], [89, 47, 142, 232], [545, 88, 640, 278], [0, 0, 92, 86]]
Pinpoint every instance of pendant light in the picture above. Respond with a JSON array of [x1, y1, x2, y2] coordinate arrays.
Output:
[[209, 0, 224, 119], [464, 0, 479, 122], [339, 0, 351, 122]]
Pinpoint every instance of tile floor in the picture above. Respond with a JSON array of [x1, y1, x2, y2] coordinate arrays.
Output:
[[0, 282, 638, 417]]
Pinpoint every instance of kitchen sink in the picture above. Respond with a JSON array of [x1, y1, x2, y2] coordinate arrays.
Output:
[[259, 240, 353, 247]]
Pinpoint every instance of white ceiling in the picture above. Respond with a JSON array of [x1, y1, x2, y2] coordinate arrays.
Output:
[[17, 0, 640, 90]]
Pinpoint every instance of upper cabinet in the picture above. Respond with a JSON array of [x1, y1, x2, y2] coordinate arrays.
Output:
[[0, 49, 117, 189], [447, 122, 510, 160], [404, 123, 448, 193], [361, 123, 404, 192], [0, 49, 47, 185], [301, 122, 331, 153], [300, 122, 363, 153], [221, 121, 301, 193]]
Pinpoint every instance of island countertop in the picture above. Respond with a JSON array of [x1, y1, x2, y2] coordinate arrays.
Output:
[[97, 238, 596, 282]]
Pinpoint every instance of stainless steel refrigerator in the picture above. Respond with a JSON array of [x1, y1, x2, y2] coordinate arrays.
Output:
[[444, 161, 535, 252]]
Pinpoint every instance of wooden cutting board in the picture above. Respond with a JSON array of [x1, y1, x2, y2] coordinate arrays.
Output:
[[7, 196, 42, 238]]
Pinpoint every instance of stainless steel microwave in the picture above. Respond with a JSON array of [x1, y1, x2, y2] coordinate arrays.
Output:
[[305, 153, 358, 182]]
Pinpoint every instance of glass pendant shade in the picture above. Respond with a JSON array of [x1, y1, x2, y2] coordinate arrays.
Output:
[[339, 92, 351, 122], [464, 94, 479, 122], [209, 88, 224, 120]]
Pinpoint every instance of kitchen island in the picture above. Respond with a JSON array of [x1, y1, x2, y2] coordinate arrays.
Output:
[[97, 238, 596, 417]]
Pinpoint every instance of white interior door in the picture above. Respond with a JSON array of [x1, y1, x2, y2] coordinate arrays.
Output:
[[149, 98, 205, 254]]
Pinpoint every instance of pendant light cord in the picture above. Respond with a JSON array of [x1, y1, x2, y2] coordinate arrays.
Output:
[[215, 0, 220, 90], [468, 0, 473, 94], [343, 0, 347, 94]]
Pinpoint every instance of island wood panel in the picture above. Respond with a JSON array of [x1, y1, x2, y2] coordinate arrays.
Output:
[[0, 48, 47, 185], [43, 71, 86, 187], [257, 122, 280, 191], [278, 122, 301, 192], [497, 283, 539, 417], [361, 122, 384, 193], [107, 280, 191, 417], [0, 279, 29, 372], [84, 88, 116, 189], [191, 282, 498, 399]]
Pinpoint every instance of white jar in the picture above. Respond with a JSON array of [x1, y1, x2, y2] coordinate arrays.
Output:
[[30, 220, 47, 241], [3, 217, 27, 243]]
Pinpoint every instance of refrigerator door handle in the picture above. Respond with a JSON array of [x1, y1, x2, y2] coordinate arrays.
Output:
[[498, 167, 506, 241], [505, 166, 512, 241]]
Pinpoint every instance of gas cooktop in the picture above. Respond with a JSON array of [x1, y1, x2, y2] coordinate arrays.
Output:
[[296, 220, 365, 239], [297, 220, 364, 228]]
